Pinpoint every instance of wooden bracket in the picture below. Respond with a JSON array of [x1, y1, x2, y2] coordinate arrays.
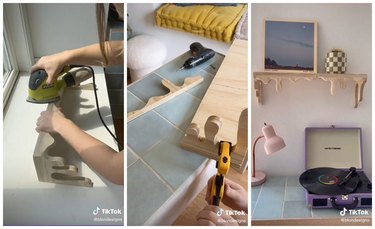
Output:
[[127, 75, 203, 122], [231, 108, 248, 172], [33, 104, 93, 187], [181, 115, 222, 159], [181, 108, 248, 173], [180, 40, 248, 173]]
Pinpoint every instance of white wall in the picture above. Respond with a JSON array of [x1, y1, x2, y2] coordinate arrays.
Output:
[[127, 3, 231, 63], [251, 4, 372, 178], [26, 3, 98, 59]]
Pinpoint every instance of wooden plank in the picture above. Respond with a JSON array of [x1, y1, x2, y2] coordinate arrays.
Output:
[[127, 75, 203, 122], [181, 39, 248, 170], [32, 68, 99, 187], [252, 218, 371, 226], [33, 103, 93, 187]]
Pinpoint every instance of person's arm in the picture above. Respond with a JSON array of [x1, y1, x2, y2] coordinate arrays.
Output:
[[64, 41, 124, 66], [36, 108, 123, 185], [30, 40, 124, 84]]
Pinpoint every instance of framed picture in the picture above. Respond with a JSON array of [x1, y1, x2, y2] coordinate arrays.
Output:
[[264, 19, 317, 73]]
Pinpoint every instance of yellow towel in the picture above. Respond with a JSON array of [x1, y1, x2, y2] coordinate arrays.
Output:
[[155, 4, 247, 43]]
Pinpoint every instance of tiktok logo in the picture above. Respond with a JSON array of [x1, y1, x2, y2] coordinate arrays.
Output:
[[93, 207, 100, 215], [340, 207, 347, 216], [216, 208, 224, 217]]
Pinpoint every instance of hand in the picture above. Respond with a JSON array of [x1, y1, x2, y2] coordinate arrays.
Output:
[[35, 108, 67, 134], [196, 205, 239, 226], [205, 175, 248, 213], [30, 51, 70, 84]]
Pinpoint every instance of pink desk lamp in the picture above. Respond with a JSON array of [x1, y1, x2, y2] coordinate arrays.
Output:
[[252, 123, 286, 186]]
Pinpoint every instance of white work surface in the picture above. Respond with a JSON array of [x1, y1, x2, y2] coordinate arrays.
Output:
[[3, 67, 123, 226]]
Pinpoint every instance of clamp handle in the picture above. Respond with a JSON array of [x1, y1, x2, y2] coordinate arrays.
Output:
[[210, 174, 224, 206], [217, 141, 232, 175], [210, 141, 232, 206]]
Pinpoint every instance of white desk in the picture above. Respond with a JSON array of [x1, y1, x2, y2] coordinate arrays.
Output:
[[3, 67, 123, 226]]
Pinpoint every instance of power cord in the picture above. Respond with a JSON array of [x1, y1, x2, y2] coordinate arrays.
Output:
[[72, 65, 123, 151]]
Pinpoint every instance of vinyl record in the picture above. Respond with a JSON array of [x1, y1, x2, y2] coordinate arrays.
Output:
[[299, 167, 360, 195]]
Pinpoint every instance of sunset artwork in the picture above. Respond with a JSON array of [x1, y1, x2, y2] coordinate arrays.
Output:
[[264, 20, 316, 72]]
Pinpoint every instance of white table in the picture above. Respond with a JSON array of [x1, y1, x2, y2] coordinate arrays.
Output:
[[3, 67, 123, 226]]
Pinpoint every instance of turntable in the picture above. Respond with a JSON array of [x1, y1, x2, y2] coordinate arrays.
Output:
[[300, 127, 372, 209]]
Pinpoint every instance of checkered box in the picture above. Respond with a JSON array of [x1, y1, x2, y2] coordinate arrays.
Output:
[[325, 50, 347, 74]]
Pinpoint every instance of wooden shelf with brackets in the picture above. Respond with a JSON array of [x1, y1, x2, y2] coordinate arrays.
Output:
[[253, 72, 367, 108]]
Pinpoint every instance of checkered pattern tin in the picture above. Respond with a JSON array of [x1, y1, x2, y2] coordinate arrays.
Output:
[[325, 50, 347, 74]]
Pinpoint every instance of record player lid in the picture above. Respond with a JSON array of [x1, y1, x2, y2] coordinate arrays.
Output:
[[305, 128, 362, 170]]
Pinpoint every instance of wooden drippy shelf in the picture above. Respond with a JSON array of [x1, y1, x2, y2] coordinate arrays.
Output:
[[253, 72, 367, 108]]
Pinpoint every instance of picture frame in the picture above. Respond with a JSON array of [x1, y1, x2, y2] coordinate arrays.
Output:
[[264, 19, 318, 73]]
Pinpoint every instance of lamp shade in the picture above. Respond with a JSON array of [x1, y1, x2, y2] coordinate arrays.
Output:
[[262, 125, 286, 155]]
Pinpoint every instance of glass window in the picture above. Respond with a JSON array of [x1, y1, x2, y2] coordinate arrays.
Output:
[[3, 33, 13, 86], [3, 28, 19, 107]]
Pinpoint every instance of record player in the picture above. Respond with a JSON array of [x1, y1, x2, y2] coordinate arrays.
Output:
[[299, 127, 372, 210]]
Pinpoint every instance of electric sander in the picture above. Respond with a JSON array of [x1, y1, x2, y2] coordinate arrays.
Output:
[[27, 65, 123, 150], [27, 65, 92, 103]]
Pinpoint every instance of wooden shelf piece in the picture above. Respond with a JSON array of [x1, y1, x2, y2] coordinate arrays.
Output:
[[33, 104, 93, 187], [180, 39, 248, 173], [253, 72, 367, 108], [181, 108, 248, 173], [127, 75, 203, 122]]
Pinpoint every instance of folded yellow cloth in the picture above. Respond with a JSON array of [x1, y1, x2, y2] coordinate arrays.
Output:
[[155, 4, 247, 43]]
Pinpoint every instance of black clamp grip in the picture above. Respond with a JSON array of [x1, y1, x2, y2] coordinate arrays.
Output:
[[212, 174, 224, 206]]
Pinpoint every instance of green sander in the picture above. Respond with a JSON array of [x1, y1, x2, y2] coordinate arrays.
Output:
[[27, 65, 92, 103], [27, 65, 123, 149]]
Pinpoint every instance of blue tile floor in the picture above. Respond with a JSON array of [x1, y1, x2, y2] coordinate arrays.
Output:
[[252, 176, 372, 220], [127, 160, 173, 226], [142, 129, 206, 190]]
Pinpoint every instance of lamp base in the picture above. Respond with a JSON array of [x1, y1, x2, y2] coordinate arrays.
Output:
[[251, 171, 266, 186]]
